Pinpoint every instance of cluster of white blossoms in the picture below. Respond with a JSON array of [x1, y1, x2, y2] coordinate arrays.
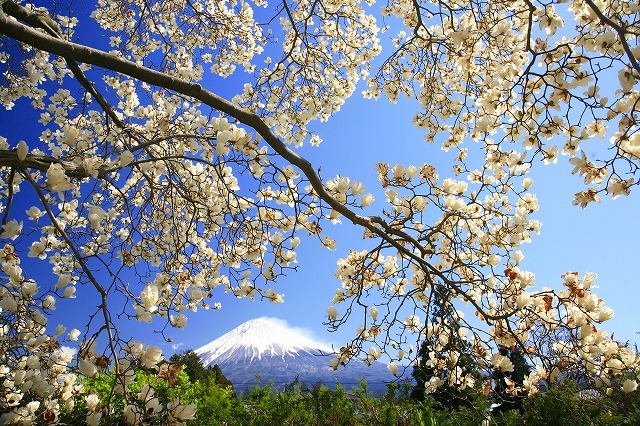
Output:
[[1, 0, 356, 419], [235, 0, 382, 146], [0, 245, 199, 425], [0, 0, 639, 421], [369, 0, 639, 202], [91, 0, 264, 78], [327, 158, 639, 395]]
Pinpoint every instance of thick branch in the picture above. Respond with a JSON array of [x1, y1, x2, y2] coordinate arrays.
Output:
[[0, 7, 517, 325], [0, 149, 111, 178], [0, 9, 420, 262], [2, 1, 144, 144], [21, 164, 120, 369], [584, 0, 640, 74]]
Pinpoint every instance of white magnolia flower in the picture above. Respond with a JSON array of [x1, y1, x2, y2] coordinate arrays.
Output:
[[368, 346, 381, 360], [79, 359, 98, 377], [171, 314, 188, 328], [69, 328, 81, 341], [25, 400, 40, 414], [55, 346, 75, 364], [606, 357, 624, 372], [329, 357, 340, 370], [370, 306, 379, 321], [492, 354, 514, 372], [583, 272, 597, 289], [46, 163, 73, 192], [28, 240, 47, 259], [169, 400, 197, 422], [1, 219, 23, 240], [25, 206, 45, 222], [85, 394, 101, 412], [87, 206, 105, 231], [140, 346, 164, 368], [63, 286, 76, 298], [56, 274, 72, 290], [126, 340, 145, 357], [87, 412, 102, 426], [119, 150, 134, 167], [598, 307, 614, 322], [397, 349, 406, 361], [137, 384, 155, 402], [606, 177, 633, 199], [140, 285, 159, 311], [42, 295, 56, 310], [83, 157, 103, 177], [123, 404, 142, 424], [622, 379, 638, 394], [2, 263, 22, 281], [0, 295, 18, 313], [145, 398, 162, 415], [486, 254, 501, 267], [360, 193, 375, 207], [135, 305, 152, 323], [264, 289, 284, 303], [425, 376, 444, 394], [403, 315, 422, 331], [620, 347, 636, 367], [16, 140, 28, 161], [21, 281, 38, 298], [513, 251, 525, 264], [5, 392, 23, 407], [326, 306, 338, 320], [64, 125, 78, 143]]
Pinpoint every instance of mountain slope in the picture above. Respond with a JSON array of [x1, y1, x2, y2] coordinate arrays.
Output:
[[194, 317, 394, 391]]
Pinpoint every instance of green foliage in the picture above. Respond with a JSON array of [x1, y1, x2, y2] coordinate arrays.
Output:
[[170, 350, 210, 382], [404, 392, 491, 426], [411, 292, 482, 410], [355, 380, 415, 426], [491, 380, 630, 426], [189, 376, 240, 425], [303, 381, 356, 425], [231, 377, 358, 426], [210, 364, 235, 390], [238, 380, 314, 425], [59, 357, 640, 426], [59, 363, 239, 425], [170, 349, 235, 395], [491, 347, 532, 413]]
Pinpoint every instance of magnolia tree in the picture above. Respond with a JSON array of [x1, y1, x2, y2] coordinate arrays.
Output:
[[0, 0, 639, 423]]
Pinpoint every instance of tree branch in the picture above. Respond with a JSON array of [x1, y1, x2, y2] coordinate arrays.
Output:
[[2, 1, 144, 146], [0, 149, 111, 178], [0, 9, 427, 268], [584, 0, 640, 74]]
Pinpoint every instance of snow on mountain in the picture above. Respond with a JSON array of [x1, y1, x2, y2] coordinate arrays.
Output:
[[196, 317, 332, 365], [194, 317, 396, 392]]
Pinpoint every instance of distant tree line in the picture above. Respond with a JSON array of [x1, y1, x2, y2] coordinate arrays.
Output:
[[39, 348, 640, 425]]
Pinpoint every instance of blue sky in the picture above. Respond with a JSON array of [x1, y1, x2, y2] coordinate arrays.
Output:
[[145, 87, 640, 358], [1, 1, 639, 365]]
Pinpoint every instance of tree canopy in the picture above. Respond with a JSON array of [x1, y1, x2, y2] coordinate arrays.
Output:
[[0, 0, 639, 423]]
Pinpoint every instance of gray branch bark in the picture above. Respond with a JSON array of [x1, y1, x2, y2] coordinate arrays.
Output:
[[0, 4, 510, 323]]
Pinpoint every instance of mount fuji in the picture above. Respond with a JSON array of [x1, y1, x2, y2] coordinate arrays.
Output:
[[194, 317, 395, 392]]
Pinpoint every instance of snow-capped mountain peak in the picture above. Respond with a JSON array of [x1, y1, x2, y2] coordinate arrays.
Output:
[[193, 317, 395, 392], [195, 317, 332, 365]]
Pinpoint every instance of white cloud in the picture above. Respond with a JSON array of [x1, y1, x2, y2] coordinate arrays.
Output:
[[260, 317, 336, 352]]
